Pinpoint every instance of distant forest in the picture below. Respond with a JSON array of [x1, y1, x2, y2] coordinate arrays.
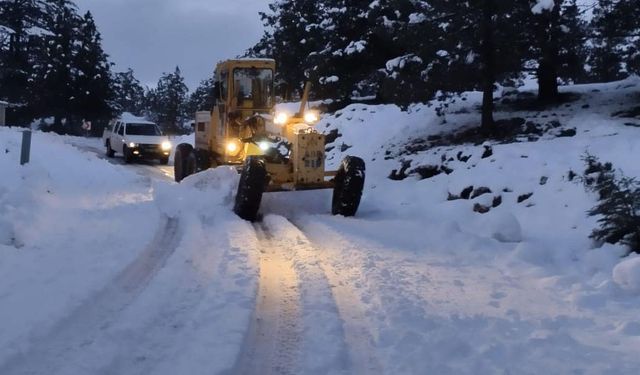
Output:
[[1, 0, 639, 134]]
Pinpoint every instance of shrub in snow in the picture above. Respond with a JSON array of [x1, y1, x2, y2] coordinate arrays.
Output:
[[613, 257, 640, 293], [582, 155, 640, 255]]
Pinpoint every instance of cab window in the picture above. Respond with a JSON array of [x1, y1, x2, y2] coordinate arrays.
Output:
[[233, 68, 274, 109], [219, 70, 228, 101]]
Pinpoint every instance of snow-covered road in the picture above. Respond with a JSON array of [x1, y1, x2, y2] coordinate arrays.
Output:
[[4, 78, 640, 374], [68, 137, 175, 182]]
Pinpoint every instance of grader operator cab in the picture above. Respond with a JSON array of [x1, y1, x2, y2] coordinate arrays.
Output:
[[174, 59, 365, 221]]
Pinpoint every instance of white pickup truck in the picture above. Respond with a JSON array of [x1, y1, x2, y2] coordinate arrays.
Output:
[[103, 116, 172, 164]]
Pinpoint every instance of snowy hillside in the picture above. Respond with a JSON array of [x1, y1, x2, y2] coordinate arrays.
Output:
[[2, 78, 640, 374]]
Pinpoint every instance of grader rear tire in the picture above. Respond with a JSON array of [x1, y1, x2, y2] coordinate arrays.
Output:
[[234, 157, 267, 222], [332, 156, 366, 217], [174, 143, 196, 182]]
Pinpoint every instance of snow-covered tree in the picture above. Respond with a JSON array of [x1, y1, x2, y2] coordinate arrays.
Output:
[[34, 0, 78, 132], [424, 0, 529, 130], [113, 68, 145, 116], [528, 0, 588, 101], [147, 66, 189, 135], [185, 76, 215, 115], [71, 11, 114, 133], [589, 0, 640, 81], [249, 0, 325, 100], [0, 0, 52, 123]]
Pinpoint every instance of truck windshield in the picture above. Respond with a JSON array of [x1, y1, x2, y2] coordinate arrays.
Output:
[[126, 124, 161, 136], [233, 68, 274, 109]]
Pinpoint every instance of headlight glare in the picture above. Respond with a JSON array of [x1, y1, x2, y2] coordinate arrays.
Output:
[[226, 140, 242, 155], [304, 111, 319, 124], [258, 141, 270, 151], [161, 141, 172, 151], [274, 112, 289, 125]]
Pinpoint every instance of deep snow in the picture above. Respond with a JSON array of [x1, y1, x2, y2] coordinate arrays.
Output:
[[2, 77, 640, 374]]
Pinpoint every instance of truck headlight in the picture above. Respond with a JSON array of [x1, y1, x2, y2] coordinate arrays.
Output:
[[304, 111, 319, 124], [161, 141, 172, 151], [128, 142, 137, 148], [274, 112, 289, 125]]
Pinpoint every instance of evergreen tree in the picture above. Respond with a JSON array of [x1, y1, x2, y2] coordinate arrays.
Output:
[[33, 0, 78, 133], [0, 0, 52, 124], [72, 11, 114, 134], [186, 76, 214, 115], [249, 0, 324, 99], [590, 0, 640, 79], [528, 0, 587, 101], [113, 68, 145, 115], [148, 66, 188, 135], [376, 0, 441, 105], [426, 0, 529, 130]]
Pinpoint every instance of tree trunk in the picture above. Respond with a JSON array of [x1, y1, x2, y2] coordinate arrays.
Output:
[[537, 4, 560, 102], [480, 0, 496, 131], [537, 59, 559, 101]]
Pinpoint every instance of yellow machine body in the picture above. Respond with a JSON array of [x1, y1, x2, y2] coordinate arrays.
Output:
[[193, 59, 336, 192]]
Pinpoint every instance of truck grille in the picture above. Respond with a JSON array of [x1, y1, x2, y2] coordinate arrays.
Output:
[[138, 144, 160, 152]]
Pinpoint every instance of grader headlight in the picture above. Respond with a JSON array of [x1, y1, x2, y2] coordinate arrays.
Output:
[[303, 111, 320, 124], [226, 139, 242, 156], [274, 112, 289, 125], [258, 141, 270, 151]]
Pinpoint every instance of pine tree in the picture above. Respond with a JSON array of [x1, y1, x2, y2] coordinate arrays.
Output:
[[34, 0, 79, 133], [588, 0, 634, 81], [72, 11, 114, 134], [113, 68, 145, 115], [185, 77, 214, 115], [528, 0, 588, 101], [149, 67, 189, 135], [249, 0, 324, 99], [427, 0, 529, 130], [376, 0, 441, 105], [0, 0, 52, 124]]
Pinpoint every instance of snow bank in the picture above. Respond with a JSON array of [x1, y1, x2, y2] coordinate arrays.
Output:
[[153, 166, 238, 218], [0, 127, 159, 365], [613, 256, 640, 293], [0, 128, 258, 374], [283, 77, 640, 372]]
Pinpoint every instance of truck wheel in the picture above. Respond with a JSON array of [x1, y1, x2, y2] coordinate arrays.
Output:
[[174, 143, 196, 182], [123, 145, 133, 164], [332, 156, 366, 217], [234, 157, 267, 221], [105, 141, 115, 158]]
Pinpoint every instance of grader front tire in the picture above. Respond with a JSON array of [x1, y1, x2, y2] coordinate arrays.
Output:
[[332, 156, 366, 217], [234, 157, 267, 222]]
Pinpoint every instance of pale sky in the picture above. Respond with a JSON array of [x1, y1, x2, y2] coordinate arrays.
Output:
[[74, 0, 269, 90]]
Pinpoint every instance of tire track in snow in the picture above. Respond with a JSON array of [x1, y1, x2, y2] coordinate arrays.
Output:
[[229, 222, 302, 375], [0, 216, 182, 375], [284, 216, 384, 375]]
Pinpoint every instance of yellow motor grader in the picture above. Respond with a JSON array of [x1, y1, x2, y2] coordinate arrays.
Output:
[[174, 59, 365, 221]]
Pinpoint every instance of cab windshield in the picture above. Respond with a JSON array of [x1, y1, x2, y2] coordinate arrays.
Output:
[[126, 123, 162, 136], [233, 68, 274, 109]]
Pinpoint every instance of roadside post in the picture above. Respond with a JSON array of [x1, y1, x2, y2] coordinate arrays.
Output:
[[20, 130, 31, 165]]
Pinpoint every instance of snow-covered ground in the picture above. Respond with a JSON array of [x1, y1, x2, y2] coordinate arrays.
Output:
[[2, 78, 640, 374]]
